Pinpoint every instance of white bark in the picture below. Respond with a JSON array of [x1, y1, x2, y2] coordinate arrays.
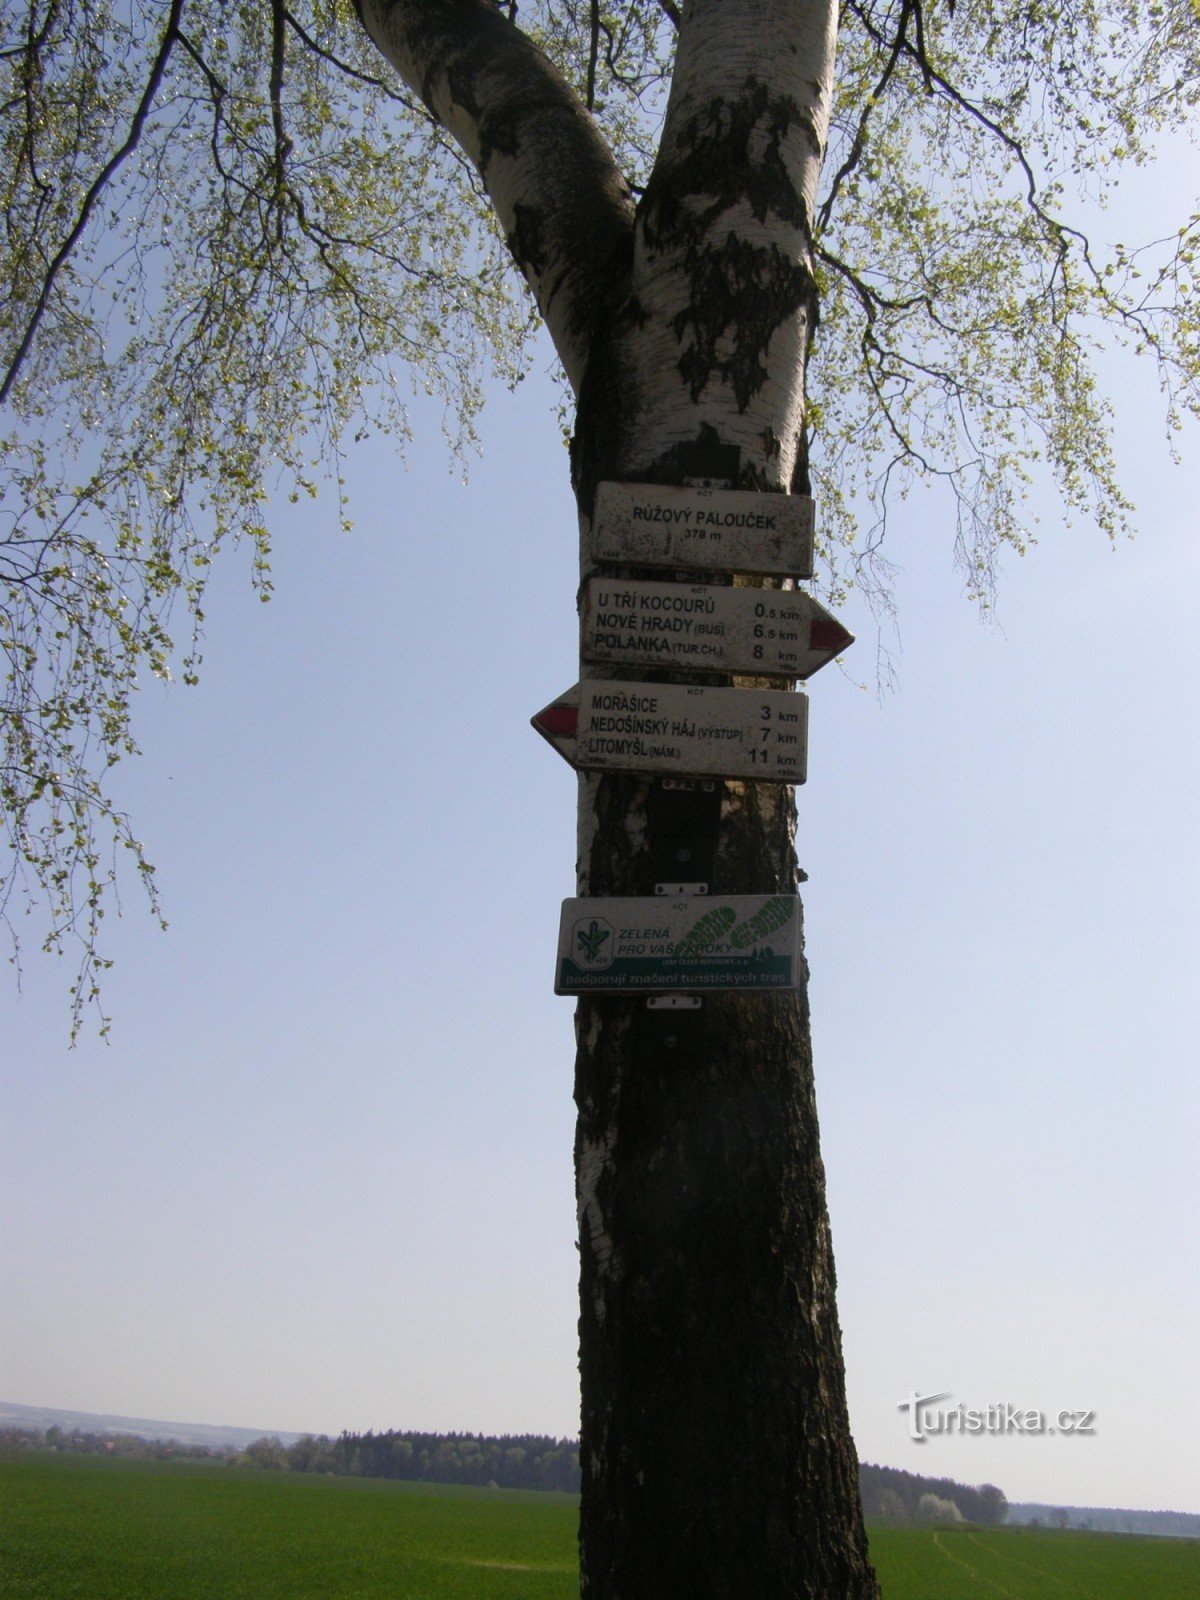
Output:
[[356, 0, 633, 392], [611, 0, 839, 484], [354, 6, 876, 1592], [664, 0, 837, 220]]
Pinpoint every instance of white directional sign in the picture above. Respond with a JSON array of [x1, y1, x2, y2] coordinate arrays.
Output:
[[581, 578, 853, 678], [556, 895, 802, 994], [531, 680, 807, 783], [593, 481, 814, 577]]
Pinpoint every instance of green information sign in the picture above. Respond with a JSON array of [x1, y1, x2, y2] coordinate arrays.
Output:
[[555, 895, 802, 995]]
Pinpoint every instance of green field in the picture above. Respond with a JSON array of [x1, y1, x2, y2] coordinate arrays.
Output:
[[0, 1455, 576, 1600], [2, 1454, 1197, 1599], [869, 1524, 1200, 1599]]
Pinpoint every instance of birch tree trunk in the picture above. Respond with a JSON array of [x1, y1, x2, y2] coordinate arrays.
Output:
[[358, 0, 877, 1592]]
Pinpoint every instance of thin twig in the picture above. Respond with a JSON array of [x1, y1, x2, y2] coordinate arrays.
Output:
[[818, 0, 915, 233], [269, 0, 293, 225], [0, 0, 186, 405], [586, 0, 600, 110]]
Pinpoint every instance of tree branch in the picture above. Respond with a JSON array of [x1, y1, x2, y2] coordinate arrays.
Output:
[[269, 0, 294, 219], [354, 0, 634, 393], [0, 0, 186, 405], [281, 6, 409, 100], [586, 0, 600, 110], [817, 0, 915, 233]]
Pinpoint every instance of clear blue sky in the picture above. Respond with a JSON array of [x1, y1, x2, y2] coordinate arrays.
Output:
[[3, 226, 1198, 1516]]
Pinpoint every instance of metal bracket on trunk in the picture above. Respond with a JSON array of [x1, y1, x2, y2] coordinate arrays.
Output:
[[645, 779, 723, 892], [643, 777, 725, 1023], [677, 435, 740, 487]]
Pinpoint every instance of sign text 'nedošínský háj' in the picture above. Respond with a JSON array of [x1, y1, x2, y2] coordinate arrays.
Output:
[[531, 680, 807, 783], [555, 896, 802, 994]]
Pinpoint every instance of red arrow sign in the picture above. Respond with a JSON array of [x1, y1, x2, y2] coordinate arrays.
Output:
[[532, 680, 807, 784], [533, 700, 579, 740], [581, 579, 853, 678]]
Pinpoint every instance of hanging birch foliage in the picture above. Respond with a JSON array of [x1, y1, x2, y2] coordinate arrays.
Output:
[[2, 0, 1196, 1027]]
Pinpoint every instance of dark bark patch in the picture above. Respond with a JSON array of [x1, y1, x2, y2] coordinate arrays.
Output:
[[506, 201, 547, 279], [673, 236, 815, 410], [642, 78, 809, 243], [624, 425, 742, 489], [401, 3, 492, 126], [636, 76, 821, 410], [403, 3, 577, 170], [477, 96, 550, 166], [791, 423, 813, 496], [761, 425, 783, 462], [441, 53, 483, 128]]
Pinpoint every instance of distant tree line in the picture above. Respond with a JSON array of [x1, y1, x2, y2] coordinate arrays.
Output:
[[3, 1424, 1009, 1521], [1, 1421, 580, 1491], [0, 1425, 231, 1462], [1008, 1502, 1200, 1539], [238, 1430, 583, 1493], [858, 1462, 1008, 1526]]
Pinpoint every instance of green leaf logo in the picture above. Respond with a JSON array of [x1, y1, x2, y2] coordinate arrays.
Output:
[[729, 897, 795, 948], [577, 920, 611, 963], [674, 905, 736, 957]]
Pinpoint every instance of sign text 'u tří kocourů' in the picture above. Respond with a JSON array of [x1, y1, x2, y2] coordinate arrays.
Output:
[[555, 895, 802, 994], [581, 578, 852, 678]]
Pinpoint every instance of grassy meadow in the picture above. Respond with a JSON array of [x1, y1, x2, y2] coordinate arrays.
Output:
[[869, 1524, 1199, 1599], [1, 1454, 576, 1600], [3, 1452, 1198, 1599]]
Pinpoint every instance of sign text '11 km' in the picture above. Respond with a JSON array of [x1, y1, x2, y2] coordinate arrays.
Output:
[[531, 680, 808, 784]]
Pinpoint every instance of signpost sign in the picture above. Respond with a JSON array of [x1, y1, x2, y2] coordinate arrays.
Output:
[[555, 894, 802, 994], [533, 478, 850, 994], [592, 481, 814, 577], [531, 679, 808, 784], [581, 578, 853, 678]]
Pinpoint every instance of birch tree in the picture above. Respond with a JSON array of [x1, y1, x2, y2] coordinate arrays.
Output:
[[2, 0, 1196, 1593]]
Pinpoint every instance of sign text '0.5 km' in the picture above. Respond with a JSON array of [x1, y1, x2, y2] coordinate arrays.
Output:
[[581, 578, 853, 678]]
